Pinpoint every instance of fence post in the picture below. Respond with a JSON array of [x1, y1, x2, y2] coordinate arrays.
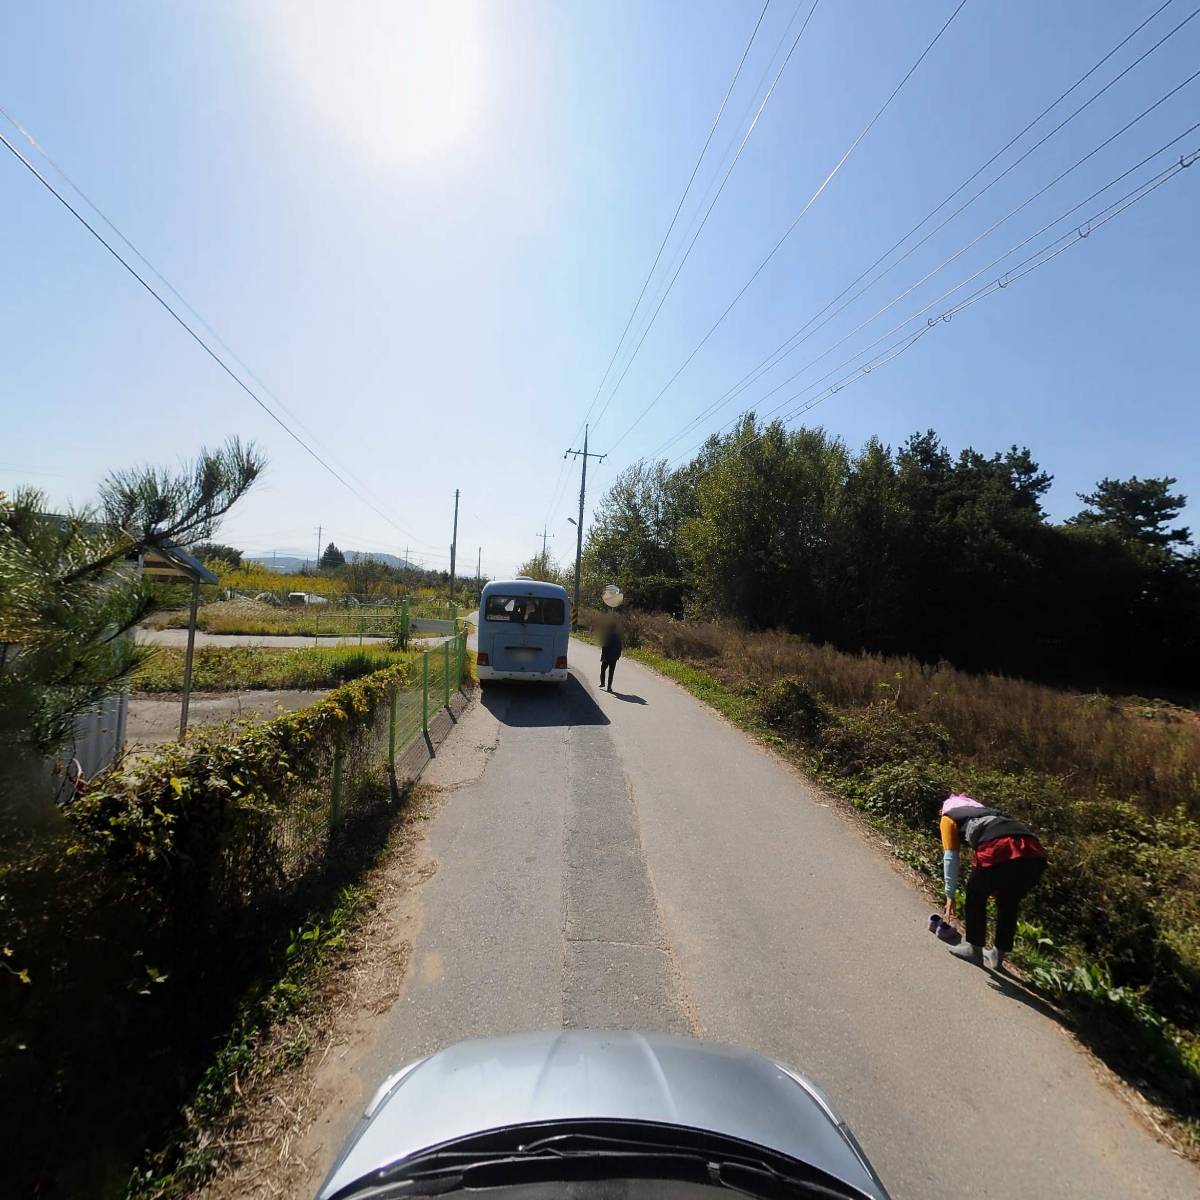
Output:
[[314, 600, 321, 643], [457, 630, 465, 687], [400, 598, 410, 650], [450, 602, 457, 633], [422, 651, 429, 735], [330, 736, 344, 829], [359, 604, 365, 647], [388, 687, 397, 774], [442, 639, 450, 708]]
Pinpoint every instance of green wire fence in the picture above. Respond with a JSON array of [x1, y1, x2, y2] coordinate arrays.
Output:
[[276, 627, 469, 877]]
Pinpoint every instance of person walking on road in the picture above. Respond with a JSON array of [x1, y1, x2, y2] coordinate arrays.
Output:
[[940, 793, 1047, 970], [600, 621, 622, 692]]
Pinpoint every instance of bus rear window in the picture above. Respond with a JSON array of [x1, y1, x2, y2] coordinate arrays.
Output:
[[485, 595, 566, 625]]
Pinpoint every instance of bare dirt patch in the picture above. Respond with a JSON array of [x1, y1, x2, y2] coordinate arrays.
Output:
[[127, 691, 326, 753]]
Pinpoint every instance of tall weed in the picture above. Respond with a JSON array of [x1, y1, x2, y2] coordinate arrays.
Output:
[[586, 610, 1200, 818]]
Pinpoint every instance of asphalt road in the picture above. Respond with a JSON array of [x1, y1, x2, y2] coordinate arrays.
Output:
[[312, 640, 1196, 1200]]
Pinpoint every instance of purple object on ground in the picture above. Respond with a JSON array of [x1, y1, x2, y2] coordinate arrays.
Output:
[[928, 914, 941, 933], [935, 919, 962, 945]]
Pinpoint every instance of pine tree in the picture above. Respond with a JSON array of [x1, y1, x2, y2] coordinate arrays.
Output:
[[1070, 476, 1191, 553], [320, 541, 346, 569], [0, 438, 264, 804]]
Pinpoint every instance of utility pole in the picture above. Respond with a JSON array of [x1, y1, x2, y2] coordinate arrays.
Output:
[[535, 526, 554, 565], [314, 524, 322, 573], [402, 545, 409, 588], [563, 424, 605, 622], [449, 488, 460, 599], [476, 546, 481, 580]]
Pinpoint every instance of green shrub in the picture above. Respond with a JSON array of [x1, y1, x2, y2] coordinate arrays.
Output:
[[70, 661, 413, 902], [131, 644, 408, 692], [3, 655, 440, 1197], [327, 648, 393, 684], [758, 676, 833, 742], [818, 704, 952, 776], [574, 605, 1200, 1137], [1024, 952, 1200, 1108], [859, 760, 955, 828]]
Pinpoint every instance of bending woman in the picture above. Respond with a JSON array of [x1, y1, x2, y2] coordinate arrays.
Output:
[[941, 793, 1048, 970]]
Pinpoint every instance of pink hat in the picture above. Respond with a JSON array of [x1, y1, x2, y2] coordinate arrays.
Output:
[[941, 793, 983, 816]]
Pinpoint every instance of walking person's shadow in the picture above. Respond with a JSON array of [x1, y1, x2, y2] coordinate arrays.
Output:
[[606, 691, 647, 704]]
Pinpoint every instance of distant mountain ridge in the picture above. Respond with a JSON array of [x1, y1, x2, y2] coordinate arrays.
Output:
[[247, 550, 411, 572]]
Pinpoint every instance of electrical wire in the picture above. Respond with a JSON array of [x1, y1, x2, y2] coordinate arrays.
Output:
[[586, 0, 827, 433], [640, 0, 1198, 460], [647, 63, 1200, 461], [565, 0, 774, 448], [0, 121, 445, 550], [747, 133, 1198, 434], [0, 105, 413, 539], [602, 0, 971, 448], [621, 0, 815, 348], [666, 142, 1197, 467]]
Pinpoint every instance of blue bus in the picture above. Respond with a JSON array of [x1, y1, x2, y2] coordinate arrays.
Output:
[[476, 579, 571, 684]]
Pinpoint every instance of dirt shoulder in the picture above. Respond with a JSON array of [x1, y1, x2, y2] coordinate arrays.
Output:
[[192, 695, 498, 1200]]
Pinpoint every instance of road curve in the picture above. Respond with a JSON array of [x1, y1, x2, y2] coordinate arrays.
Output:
[[309, 641, 1196, 1200]]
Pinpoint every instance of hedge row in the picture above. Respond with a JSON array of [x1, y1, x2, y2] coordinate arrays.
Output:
[[3, 656, 446, 1197]]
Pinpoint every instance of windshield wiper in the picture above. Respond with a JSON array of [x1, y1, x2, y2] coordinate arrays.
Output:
[[332, 1134, 868, 1200]]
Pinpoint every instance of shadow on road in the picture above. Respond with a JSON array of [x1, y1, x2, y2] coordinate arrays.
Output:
[[986, 971, 1065, 1022], [604, 691, 647, 704], [480, 672, 610, 727]]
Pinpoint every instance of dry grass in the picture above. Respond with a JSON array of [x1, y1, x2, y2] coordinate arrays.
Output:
[[590, 610, 1200, 819], [145, 596, 459, 638], [583, 609, 1200, 1144], [131, 645, 409, 692], [213, 564, 349, 595], [145, 598, 394, 638]]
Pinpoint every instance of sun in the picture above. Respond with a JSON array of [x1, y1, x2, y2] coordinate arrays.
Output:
[[271, 0, 486, 168]]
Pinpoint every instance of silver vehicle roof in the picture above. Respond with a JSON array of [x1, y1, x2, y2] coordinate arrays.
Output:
[[319, 1030, 886, 1199]]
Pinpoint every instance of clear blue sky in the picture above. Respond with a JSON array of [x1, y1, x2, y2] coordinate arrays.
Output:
[[3, 0, 1198, 576]]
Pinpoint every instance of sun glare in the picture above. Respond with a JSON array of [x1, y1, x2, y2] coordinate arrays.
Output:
[[273, 1, 485, 168]]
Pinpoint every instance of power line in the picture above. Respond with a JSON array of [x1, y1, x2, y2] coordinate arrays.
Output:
[[667, 142, 1197, 467], [0, 106, 419, 542], [563, 426, 607, 616], [641, 0, 1199, 461], [622, 0, 816, 342], [603, 0, 971, 449], [541, 453, 574, 528], [0, 120, 444, 550], [746, 130, 1200, 434], [782, 152, 1195, 422], [566, 0, 774, 447], [587, 0, 827, 433], [716, 145, 1196, 449], [648, 64, 1200, 462]]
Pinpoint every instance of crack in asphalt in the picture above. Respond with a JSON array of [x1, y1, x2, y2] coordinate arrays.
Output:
[[559, 696, 690, 1033]]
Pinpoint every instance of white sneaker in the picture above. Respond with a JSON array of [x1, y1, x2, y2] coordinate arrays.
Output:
[[949, 943, 983, 965], [984, 947, 1004, 971]]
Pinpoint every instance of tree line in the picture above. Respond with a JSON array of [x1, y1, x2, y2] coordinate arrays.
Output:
[[582, 416, 1199, 689], [191, 539, 475, 599]]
